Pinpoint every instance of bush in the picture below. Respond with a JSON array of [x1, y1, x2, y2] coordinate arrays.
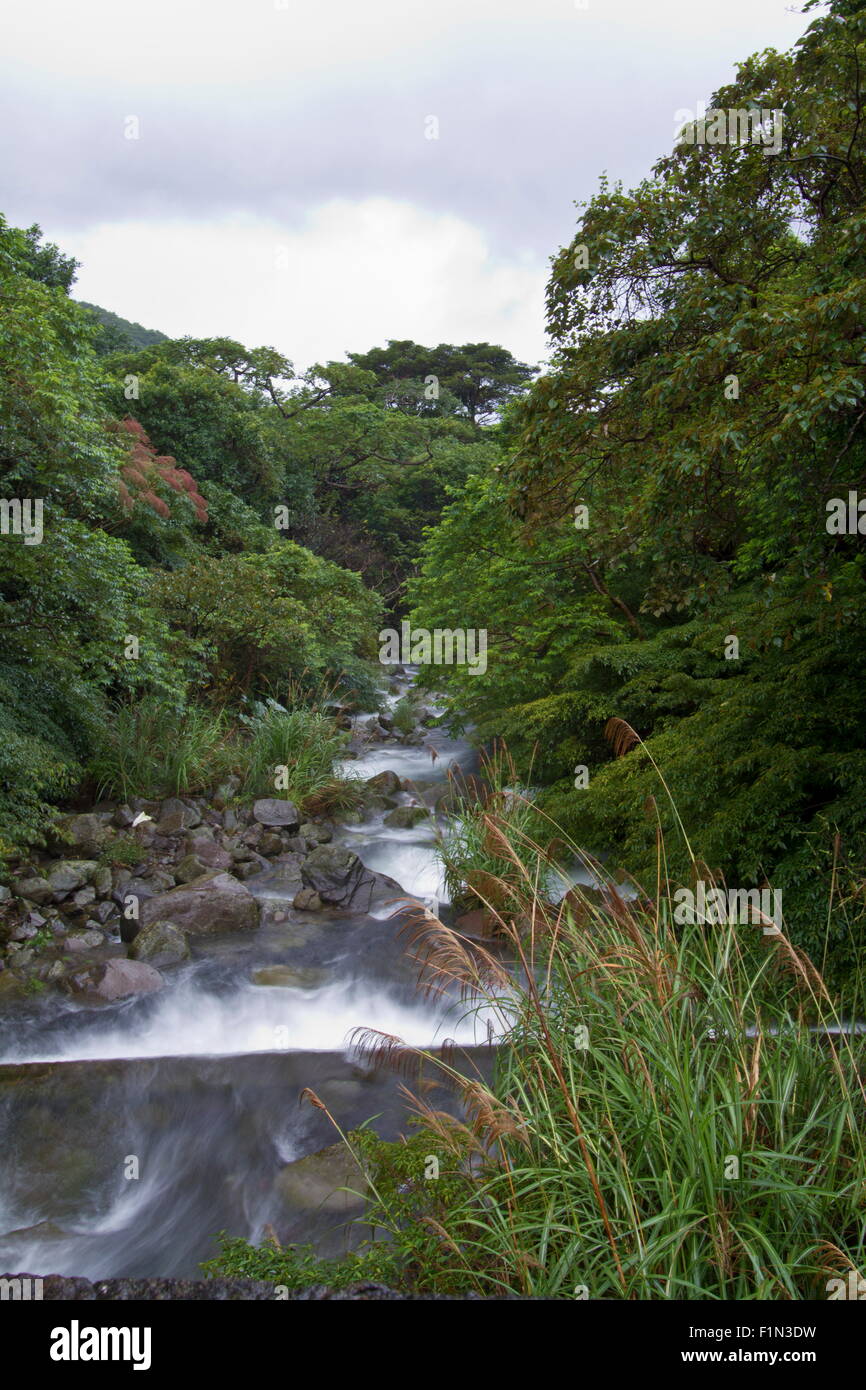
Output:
[[88, 698, 232, 801], [237, 698, 360, 812]]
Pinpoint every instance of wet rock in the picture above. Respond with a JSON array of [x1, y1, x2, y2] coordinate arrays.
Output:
[[114, 877, 155, 907], [45, 959, 66, 981], [71, 886, 97, 910], [185, 825, 215, 845], [128, 920, 190, 966], [250, 965, 326, 988], [13, 876, 53, 905], [137, 871, 260, 938], [175, 853, 213, 884], [222, 808, 238, 831], [0, 885, 11, 903], [91, 901, 119, 926], [234, 860, 265, 881], [72, 957, 165, 1001], [47, 860, 98, 896], [92, 865, 113, 898], [292, 887, 323, 911], [113, 804, 136, 828], [383, 806, 430, 829], [274, 1142, 370, 1214], [252, 798, 300, 830], [365, 770, 402, 795], [259, 832, 284, 856], [378, 713, 394, 731], [155, 798, 201, 836], [284, 835, 308, 854], [300, 846, 377, 911], [10, 922, 38, 941], [52, 813, 114, 858], [300, 822, 332, 845], [65, 929, 106, 952]]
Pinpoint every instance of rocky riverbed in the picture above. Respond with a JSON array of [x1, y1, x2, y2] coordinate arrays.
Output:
[[0, 669, 500, 1281]]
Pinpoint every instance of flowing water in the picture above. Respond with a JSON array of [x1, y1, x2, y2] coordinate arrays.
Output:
[[0, 670, 496, 1278]]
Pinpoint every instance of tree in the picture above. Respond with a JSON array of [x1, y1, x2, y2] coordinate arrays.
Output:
[[346, 339, 536, 422], [409, 0, 866, 989]]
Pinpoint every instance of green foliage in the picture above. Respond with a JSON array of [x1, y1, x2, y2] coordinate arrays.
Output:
[[77, 302, 167, 355], [346, 339, 536, 423], [409, 3, 866, 987], [150, 544, 383, 704], [237, 698, 356, 809], [88, 698, 233, 802], [203, 1126, 478, 1295]]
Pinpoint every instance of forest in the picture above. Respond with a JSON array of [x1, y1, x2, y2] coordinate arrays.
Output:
[[1, 0, 866, 1307]]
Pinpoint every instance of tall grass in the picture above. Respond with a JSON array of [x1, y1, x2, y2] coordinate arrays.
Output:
[[436, 743, 549, 917], [89, 698, 233, 801], [89, 692, 363, 815], [238, 698, 363, 814], [342, 737, 866, 1299]]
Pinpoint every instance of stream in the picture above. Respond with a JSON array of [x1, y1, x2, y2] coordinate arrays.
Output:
[[0, 670, 496, 1278]]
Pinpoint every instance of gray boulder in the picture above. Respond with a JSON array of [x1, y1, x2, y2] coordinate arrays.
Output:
[[300, 846, 377, 912], [155, 799, 201, 836], [252, 798, 300, 830], [136, 871, 260, 938], [90, 958, 165, 1001], [52, 813, 114, 858], [14, 876, 53, 906], [383, 805, 430, 829], [365, 770, 401, 795], [47, 860, 98, 896], [128, 920, 190, 966], [274, 1142, 369, 1214]]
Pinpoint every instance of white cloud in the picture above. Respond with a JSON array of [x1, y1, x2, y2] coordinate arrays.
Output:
[[63, 199, 549, 366]]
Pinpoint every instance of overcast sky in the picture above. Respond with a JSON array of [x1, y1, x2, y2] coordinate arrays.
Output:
[[1, 0, 809, 370]]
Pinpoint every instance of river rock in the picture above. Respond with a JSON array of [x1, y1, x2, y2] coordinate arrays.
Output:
[[52, 813, 114, 858], [114, 877, 156, 908], [70, 886, 97, 910], [274, 1142, 370, 1214], [300, 846, 377, 911], [300, 821, 332, 845], [65, 929, 106, 951], [292, 887, 323, 911], [128, 920, 190, 966], [383, 805, 430, 829], [155, 800, 201, 836], [136, 871, 260, 938], [86, 958, 165, 1001], [251, 965, 326, 988], [175, 853, 215, 884], [13, 876, 53, 906], [252, 798, 300, 830], [47, 860, 98, 896], [365, 770, 402, 795], [234, 860, 265, 881], [258, 832, 284, 856]]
